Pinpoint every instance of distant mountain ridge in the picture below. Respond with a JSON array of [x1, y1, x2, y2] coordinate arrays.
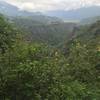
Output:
[[0, 1, 63, 24], [0, 1, 42, 16], [45, 6, 100, 20], [80, 16, 100, 25], [1, 1, 100, 21]]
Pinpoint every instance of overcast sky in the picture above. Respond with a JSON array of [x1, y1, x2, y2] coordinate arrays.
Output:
[[1, 0, 100, 11]]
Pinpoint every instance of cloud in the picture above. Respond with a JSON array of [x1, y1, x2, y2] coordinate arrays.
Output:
[[1, 0, 100, 11]]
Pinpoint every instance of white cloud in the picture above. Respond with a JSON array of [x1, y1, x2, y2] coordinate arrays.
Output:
[[1, 0, 100, 11]]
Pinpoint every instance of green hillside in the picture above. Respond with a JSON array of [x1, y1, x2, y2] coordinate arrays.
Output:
[[0, 15, 100, 100], [10, 17, 76, 45]]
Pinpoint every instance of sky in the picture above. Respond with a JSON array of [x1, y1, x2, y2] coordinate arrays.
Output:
[[1, 0, 100, 12]]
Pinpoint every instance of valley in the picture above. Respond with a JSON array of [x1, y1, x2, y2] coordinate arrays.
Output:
[[0, 1, 100, 100]]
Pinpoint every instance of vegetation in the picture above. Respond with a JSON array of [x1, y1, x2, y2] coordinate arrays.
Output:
[[10, 17, 76, 46], [0, 15, 100, 100], [80, 16, 100, 25]]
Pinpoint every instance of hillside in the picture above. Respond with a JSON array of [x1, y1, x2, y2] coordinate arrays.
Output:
[[10, 17, 76, 45], [80, 16, 100, 25], [0, 1, 100, 99], [0, 13, 100, 100]]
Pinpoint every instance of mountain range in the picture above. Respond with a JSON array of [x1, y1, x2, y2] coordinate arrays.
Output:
[[0, 1, 42, 16], [80, 16, 100, 25], [1, 1, 100, 21], [45, 6, 100, 20], [0, 1, 63, 24]]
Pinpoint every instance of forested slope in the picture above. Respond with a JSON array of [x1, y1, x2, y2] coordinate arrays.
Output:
[[80, 16, 100, 25], [0, 15, 100, 100], [10, 17, 76, 45]]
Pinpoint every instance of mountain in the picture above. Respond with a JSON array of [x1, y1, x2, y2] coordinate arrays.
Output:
[[80, 16, 100, 25], [9, 16, 63, 25], [0, 1, 42, 16], [1, 1, 100, 21], [0, 1, 77, 46], [0, 1, 18, 16], [0, 1, 62, 24], [0, 14, 100, 100], [11, 17, 76, 45], [46, 6, 100, 20]]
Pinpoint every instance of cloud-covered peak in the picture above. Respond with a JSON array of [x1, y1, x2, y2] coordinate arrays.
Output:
[[1, 0, 100, 12]]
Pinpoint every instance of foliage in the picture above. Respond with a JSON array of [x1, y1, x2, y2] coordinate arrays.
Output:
[[0, 15, 100, 100], [11, 17, 76, 46]]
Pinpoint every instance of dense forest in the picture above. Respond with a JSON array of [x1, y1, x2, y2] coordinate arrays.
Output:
[[9, 17, 76, 46], [0, 14, 100, 100]]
